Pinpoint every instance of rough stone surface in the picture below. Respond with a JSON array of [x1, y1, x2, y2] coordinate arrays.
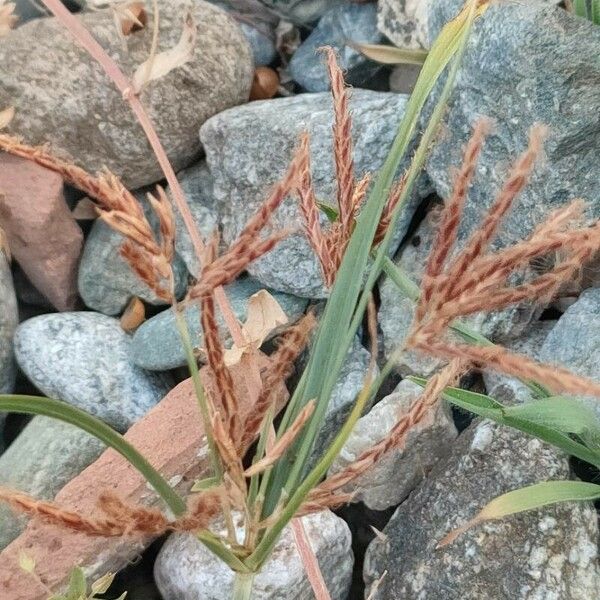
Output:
[[131, 277, 307, 370], [289, 3, 383, 92], [0, 0, 253, 189], [0, 354, 286, 600], [329, 379, 457, 511], [539, 288, 600, 419], [201, 90, 426, 298], [425, 2, 600, 258], [364, 419, 600, 600], [0, 253, 17, 394], [0, 154, 83, 311], [484, 320, 556, 406], [169, 161, 220, 277], [155, 510, 354, 600], [379, 211, 537, 376], [78, 203, 188, 316], [0, 417, 104, 549], [377, 0, 430, 49], [257, 0, 346, 24], [14, 312, 172, 431]]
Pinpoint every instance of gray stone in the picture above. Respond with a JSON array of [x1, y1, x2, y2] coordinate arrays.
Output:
[[169, 161, 219, 278], [0, 0, 253, 189], [257, 0, 346, 24], [328, 379, 457, 511], [379, 211, 537, 376], [484, 320, 556, 406], [0, 253, 17, 394], [377, 0, 430, 50], [0, 416, 104, 549], [539, 288, 600, 420], [289, 3, 383, 92], [14, 312, 172, 431], [200, 90, 426, 298], [78, 198, 189, 316], [310, 336, 374, 465], [425, 2, 600, 259], [155, 510, 354, 600], [131, 277, 308, 371], [364, 419, 600, 600]]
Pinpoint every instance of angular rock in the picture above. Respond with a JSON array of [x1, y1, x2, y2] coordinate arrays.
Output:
[[201, 90, 425, 298], [425, 2, 600, 258], [483, 320, 556, 406], [14, 312, 172, 431], [377, 0, 430, 50], [329, 379, 457, 511], [539, 288, 600, 419], [0, 252, 17, 394], [0, 154, 83, 311], [155, 510, 353, 600], [289, 3, 383, 92], [0, 354, 286, 599], [0, 417, 104, 549], [257, 0, 346, 24], [364, 419, 600, 599], [131, 277, 307, 370], [78, 205, 188, 316], [379, 211, 537, 376], [169, 161, 219, 278], [0, 0, 253, 189]]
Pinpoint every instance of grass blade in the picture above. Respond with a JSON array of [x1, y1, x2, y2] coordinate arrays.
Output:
[[350, 42, 429, 65]]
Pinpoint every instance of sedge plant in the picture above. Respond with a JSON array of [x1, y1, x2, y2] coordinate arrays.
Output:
[[2, 0, 600, 597]]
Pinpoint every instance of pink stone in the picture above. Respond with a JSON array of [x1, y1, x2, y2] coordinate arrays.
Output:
[[0, 154, 83, 311]]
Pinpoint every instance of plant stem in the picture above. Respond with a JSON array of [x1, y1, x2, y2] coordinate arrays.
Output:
[[232, 572, 255, 600]]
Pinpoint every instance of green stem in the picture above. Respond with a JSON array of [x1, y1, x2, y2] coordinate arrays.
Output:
[[0, 395, 186, 516], [232, 572, 255, 600]]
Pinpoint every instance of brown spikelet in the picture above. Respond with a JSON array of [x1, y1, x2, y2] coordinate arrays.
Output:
[[200, 292, 241, 444], [416, 119, 491, 321], [310, 360, 465, 498], [244, 400, 315, 477], [120, 241, 173, 303], [373, 175, 405, 247], [240, 313, 317, 450], [322, 46, 355, 235], [147, 185, 176, 263], [97, 492, 169, 535]]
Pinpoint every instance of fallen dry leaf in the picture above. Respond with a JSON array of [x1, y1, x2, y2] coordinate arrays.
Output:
[[120, 296, 146, 331], [0, 1, 16, 36], [119, 1, 147, 36], [224, 290, 289, 366], [0, 106, 14, 129], [132, 11, 197, 93]]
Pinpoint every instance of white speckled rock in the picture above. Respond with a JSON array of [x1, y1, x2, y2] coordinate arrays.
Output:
[[364, 419, 600, 600], [14, 312, 172, 431], [329, 379, 457, 510], [0, 0, 253, 189], [0, 417, 104, 549], [155, 510, 354, 600], [200, 90, 429, 298], [0, 253, 17, 394]]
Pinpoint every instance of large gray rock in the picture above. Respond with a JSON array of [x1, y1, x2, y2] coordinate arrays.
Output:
[[14, 312, 172, 431], [0, 417, 104, 549], [289, 3, 383, 92], [377, 0, 430, 50], [155, 510, 354, 600], [257, 0, 345, 24], [484, 320, 556, 406], [539, 288, 600, 419], [0, 253, 17, 394], [169, 161, 220, 278], [0, 0, 253, 189], [379, 211, 537, 376], [130, 277, 308, 371], [364, 419, 600, 599], [425, 2, 600, 258], [78, 217, 188, 316], [328, 379, 457, 510], [200, 90, 427, 298]]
